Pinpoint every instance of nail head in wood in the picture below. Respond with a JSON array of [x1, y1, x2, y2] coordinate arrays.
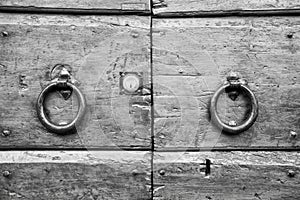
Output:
[[2, 129, 11, 137], [2, 170, 11, 178], [287, 33, 294, 39], [132, 169, 139, 176], [288, 170, 296, 178], [290, 131, 297, 138], [1, 31, 8, 37], [159, 169, 166, 176]]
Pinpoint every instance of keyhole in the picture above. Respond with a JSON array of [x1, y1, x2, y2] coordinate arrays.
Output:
[[205, 159, 211, 176]]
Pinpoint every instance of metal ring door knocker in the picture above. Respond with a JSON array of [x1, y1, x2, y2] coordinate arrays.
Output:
[[36, 65, 86, 134], [210, 73, 259, 134]]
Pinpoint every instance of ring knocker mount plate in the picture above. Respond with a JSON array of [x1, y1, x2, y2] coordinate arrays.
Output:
[[210, 72, 259, 134], [36, 64, 87, 134], [226, 73, 245, 101], [50, 64, 76, 100]]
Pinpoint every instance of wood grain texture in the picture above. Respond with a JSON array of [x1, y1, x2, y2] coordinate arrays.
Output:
[[0, 151, 151, 199], [153, 0, 300, 15], [154, 151, 300, 200], [153, 17, 300, 149], [0, 13, 151, 148], [0, 0, 150, 11]]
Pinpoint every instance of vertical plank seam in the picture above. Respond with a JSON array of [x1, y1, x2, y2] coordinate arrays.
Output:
[[150, 0, 154, 199], [149, 0, 155, 200]]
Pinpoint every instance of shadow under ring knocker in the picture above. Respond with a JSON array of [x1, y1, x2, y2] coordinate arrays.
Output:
[[36, 65, 87, 134], [210, 73, 259, 134]]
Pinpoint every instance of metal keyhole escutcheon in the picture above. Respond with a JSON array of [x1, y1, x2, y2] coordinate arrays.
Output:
[[36, 65, 87, 134], [210, 73, 259, 134]]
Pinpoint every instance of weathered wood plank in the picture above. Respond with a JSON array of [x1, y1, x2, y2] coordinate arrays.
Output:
[[153, 17, 300, 149], [0, 14, 151, 148], [153, 0, 300, 15], [0, 0, 150, 11], [154, 151, 300, 200], [0, 151, 151, 199]]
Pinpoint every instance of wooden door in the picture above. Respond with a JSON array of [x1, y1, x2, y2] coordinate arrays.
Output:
[[0, 1, 152, 199], [153, 1, 300, 199], [0, 1, 299, 199]]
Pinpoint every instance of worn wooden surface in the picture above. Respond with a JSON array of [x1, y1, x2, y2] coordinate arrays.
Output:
[[0, 151, 151, 199], [153, 17, 300, 149], [0, 2, 299, 199], [0, 0, 150, 11], [154, 151, 300, 200], [153, 0, 300, 15], [0, 13, 151, 148]]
